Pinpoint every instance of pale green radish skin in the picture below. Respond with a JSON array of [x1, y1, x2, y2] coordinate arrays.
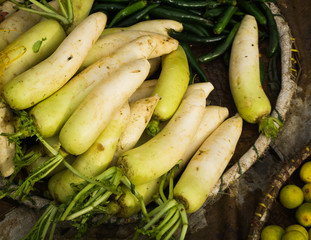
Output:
[[101, 19, 183, 37], [112, 95, 161, 163], [29, 35, 164, 138], [113, 104, 228, 217], [80, 30, 178, 71], [65, 0, 94, 34], [151, 45, 190, 121], [2, 12, 107, 110], [59, 58, 151, 155], [115, 178, 160, 218], [0, 0, 59, 51], [229, 15, 271, 124], [174, 114, 243, 213], [128, 79, 158, 103], [0, 19, 66, 89], [117, 88, 209, 185], [0, 101, 15, 177], [50, 103, 130, 203]]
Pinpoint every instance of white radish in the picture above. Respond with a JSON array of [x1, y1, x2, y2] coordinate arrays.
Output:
[[101, 19, 183, 36], [0, 101, 15, 177], [112, 95, 160, 164], [59, 58, 151, 155], [174, 114, 243, 213], [29, 35, 166, 138], [49, 103, 130, 203], [3, 12, 107, 110], [117, 88, 211, 185], [79, 30, 178, 71], [113, 105, 229, 217], [128, 79, 158, 103]]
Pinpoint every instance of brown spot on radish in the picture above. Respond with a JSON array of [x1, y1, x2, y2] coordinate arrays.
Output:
[[131, 70, 141, 73], [67, 55, 73, 61], [97, 143, 105, 151], [196, 167, 199, 171]]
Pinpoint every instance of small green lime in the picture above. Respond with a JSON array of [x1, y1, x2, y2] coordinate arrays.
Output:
[[261, 225, 285, 240], [285, 224, 308, 240], [300, 161, 311, 183], [281, 230, 306, 240], [302, 183, 311, 202], [279, 185, 304, 209], [296, 203, 311, 227]]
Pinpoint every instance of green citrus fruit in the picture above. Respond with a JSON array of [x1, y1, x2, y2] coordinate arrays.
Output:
[[281, 230, 306, 240], [279, 185, 304, 209], [300, 162, 311, 183], [296, 203, 311, 227], [285, 224, 308, 240], [261, 225, 285, 240], [302, 183, 311, 202]]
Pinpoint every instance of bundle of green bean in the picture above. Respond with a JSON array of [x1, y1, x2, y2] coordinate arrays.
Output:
[[91, 0, 280, 86]]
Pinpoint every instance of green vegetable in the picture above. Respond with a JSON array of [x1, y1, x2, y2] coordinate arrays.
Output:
[[213, 6, 238, 34], [229, 15, 282, 138], [198, 21, 240, 63], [107, 0, 147, 27], [149, 4, 214, 28], [258, 1, 279, 57], [146, 45, 190, 136]]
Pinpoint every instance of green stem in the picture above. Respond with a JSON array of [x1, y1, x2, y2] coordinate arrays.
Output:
[[158, 209, 180, 240], [258, 115, 283, 140], [143, 199, 179, 231], [163, 218, 182, 240], [146, 118, 160, 136]]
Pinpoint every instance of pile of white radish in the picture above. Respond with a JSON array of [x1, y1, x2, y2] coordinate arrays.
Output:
[[0, 2, 254, 239]]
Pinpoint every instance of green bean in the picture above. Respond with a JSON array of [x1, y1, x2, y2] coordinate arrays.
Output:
[[238, 1, 267, 25], [204, 6, 226, 18], [258, 2, 279, 57], [213, 6, 238, 34], [158, 0, 209, 9], [107, 0, 147, 28], [149, 5, 214, 28], [180, 42, 208, 82], [198, 22, 240, 63], [181, 22, 209, 37], [114, 3, 159, 27], [91, 2, 126, 13], [168, 29, 226, 44]]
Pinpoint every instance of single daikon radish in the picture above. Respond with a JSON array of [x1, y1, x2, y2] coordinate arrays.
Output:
[[101, 19, 183, 36], [80, 30, 178, 71], [229, 14, 282, 138]]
